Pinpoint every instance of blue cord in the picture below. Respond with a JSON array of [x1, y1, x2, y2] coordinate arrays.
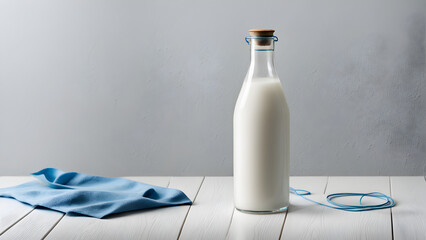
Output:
[[290, 187, 395, 211]]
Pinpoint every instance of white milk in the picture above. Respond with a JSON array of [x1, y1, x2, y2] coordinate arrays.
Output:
[[233, 77, 290, 212]]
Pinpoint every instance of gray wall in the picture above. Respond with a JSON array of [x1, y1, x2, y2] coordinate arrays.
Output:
[[0, 0, 425, 176]]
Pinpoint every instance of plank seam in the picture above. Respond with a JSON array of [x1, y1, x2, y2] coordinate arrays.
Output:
[[323, 176, 330, 194], [389, 176, 394, 240], [177, 176, 205, 240], [41, 213, 65, 240], [278, 207, 289, 240], [225, 208, 236, 238], [0, 207, 35, 236]]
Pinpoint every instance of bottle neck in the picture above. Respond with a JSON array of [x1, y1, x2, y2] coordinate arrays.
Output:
[[247, 38, 277, 79]]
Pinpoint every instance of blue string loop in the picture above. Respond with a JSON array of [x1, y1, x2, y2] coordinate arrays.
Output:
[[245, 36, 279, 45], [290, 187, 395, 211]]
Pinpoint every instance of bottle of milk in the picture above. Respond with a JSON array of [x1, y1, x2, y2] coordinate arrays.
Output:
[[234, 29, 290, 213]]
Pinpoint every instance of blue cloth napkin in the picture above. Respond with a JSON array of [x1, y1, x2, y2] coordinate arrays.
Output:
[[0, 168, 192, 218]]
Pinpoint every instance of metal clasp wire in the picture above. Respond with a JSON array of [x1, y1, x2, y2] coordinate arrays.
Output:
[[245, 36, 279, 45]]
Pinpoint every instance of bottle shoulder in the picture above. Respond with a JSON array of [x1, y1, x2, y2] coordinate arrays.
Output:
[[234, 78, 289, 112]]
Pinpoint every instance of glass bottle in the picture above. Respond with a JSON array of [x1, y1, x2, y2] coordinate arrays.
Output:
[[233, 29, 290, 213]]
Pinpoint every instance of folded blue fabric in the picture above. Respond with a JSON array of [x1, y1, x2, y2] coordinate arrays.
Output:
[[0, 168, 191, 218]]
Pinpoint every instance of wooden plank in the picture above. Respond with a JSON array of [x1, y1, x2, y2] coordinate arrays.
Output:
[[391, 176, 426, 240], [0, 176, 36, 235], [179, 177, 235, 240], [46, 177, 203, 240], [280, 176, 329, 240], [283, 177, 392, 240]]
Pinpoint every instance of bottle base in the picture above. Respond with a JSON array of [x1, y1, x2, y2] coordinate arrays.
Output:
[[235, 205, 288, 214]]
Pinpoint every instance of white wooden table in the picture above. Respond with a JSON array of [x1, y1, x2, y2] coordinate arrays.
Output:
[[0, 176, 425, 240]]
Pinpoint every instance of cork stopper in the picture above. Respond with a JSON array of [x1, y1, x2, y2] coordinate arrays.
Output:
[[248, 29, 275, 46], [249, 29, 275, 37]]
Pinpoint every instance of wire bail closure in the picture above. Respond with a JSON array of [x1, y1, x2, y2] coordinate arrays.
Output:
[[245, 36, 279, 45]]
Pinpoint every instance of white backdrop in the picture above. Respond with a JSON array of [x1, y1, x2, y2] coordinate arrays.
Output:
[[0, 0, 425, 176]]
